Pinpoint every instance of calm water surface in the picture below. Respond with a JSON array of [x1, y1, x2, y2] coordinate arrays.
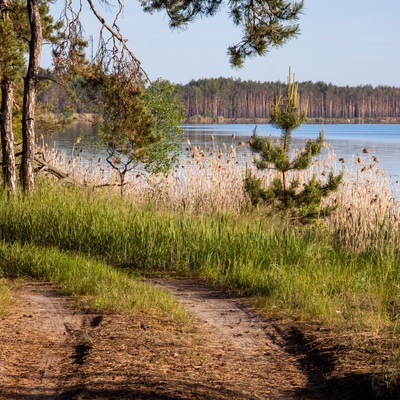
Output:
[[183, 123, 400, 179], [44, 122, 400, 180]]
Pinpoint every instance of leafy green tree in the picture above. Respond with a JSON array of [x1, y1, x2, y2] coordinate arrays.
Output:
[[245, 70, 343, 222], [142, 79, 187, 175], [93, 75, 185, 195]]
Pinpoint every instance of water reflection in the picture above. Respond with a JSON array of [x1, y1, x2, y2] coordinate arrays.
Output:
[[183, 123, 400, 179], [43, 122, 400, 179]]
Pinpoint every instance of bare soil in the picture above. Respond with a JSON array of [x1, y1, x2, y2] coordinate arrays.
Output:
[[0, 279, 398, 399]]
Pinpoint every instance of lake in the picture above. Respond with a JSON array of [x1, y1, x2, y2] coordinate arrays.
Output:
[[44, 122, 400, 180]]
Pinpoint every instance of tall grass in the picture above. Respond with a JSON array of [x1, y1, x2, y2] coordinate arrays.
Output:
[[2, 138, 399, 332], [39, 139, 400, 253], [1, 182, 400, 333]]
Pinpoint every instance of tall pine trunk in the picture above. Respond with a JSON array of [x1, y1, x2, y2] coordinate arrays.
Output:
[[1, 79, 17, 194], [0, 0, 17, 194], [21, 0, 42, 192]]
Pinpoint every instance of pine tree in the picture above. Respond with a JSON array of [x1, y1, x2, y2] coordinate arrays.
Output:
[[0, 0, 62, 193], [142, 0, 304, 68], [245, 70, 343, 223], [0, 0, 25, 194]]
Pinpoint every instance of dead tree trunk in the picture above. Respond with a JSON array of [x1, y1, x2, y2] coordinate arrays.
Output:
[[21, 0, 42, 192]]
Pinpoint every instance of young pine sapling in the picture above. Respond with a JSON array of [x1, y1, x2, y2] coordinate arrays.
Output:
[[245, 71, 343, 222]]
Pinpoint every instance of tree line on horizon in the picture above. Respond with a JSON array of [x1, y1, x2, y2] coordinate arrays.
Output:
[[37, 73, 400, 122], [174, 77, 400, 121]]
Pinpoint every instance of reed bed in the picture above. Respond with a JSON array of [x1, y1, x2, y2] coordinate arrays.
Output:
[[41, 137, 400, 252], [326, 152, 400, 251], [39, 143, 119, 186]]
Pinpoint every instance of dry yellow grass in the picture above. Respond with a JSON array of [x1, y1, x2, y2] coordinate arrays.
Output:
[[325, 150, 400, 251]]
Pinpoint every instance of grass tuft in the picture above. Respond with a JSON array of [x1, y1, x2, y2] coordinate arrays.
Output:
[[0, 240, 189, 323], [0, 279, 15, 317]]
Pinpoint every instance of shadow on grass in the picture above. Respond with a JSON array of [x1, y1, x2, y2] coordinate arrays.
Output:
[[282, 325, 400, 400]]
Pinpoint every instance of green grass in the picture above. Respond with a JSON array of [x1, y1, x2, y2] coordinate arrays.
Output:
[[1, 182, 400, 333], [2, 180, 400, 391], [0, 239, 189, 323]]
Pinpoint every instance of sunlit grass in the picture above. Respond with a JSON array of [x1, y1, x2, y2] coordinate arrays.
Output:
[[40, 139, 400, 253], [0, 240, 189, 323], [0, 279, 15, 317], [1, 181, 400, 334]]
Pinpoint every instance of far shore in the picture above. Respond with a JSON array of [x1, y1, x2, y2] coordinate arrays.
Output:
[[184, 116, 400, 125], [67, 113, 400, 125]]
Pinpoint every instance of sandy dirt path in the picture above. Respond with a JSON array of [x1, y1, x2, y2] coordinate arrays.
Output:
[[0, 281, 88, 399], [151, 278, 309, 399], [0, 279, 383, 399]]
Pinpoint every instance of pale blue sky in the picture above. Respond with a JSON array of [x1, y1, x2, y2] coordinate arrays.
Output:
[[45, 0, 400, 86]]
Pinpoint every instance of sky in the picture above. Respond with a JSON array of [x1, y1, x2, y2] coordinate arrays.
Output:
[[44, 0, 400, 87]]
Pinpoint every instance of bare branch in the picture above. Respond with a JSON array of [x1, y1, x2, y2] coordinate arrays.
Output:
[[34, 154, 85, 187], [85, 0, 150, 82], [37, 75, 62, 85]]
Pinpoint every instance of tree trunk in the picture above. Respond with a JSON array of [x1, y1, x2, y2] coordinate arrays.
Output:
[[1, 79, 17, 194], [21, 0, 42, 192], [0, 0, 17, 194]]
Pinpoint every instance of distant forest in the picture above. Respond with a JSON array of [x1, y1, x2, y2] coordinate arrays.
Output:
[[174, 77, 400, 122], [38, 73, 400, 123]]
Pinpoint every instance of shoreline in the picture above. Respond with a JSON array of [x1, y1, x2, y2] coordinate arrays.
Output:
[[68, 114, 400, 125], [184, 116, 400, 125]]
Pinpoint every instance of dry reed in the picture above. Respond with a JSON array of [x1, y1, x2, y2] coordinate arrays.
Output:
[[40, 138, 400, 251], [325, 151, 400, 251]]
